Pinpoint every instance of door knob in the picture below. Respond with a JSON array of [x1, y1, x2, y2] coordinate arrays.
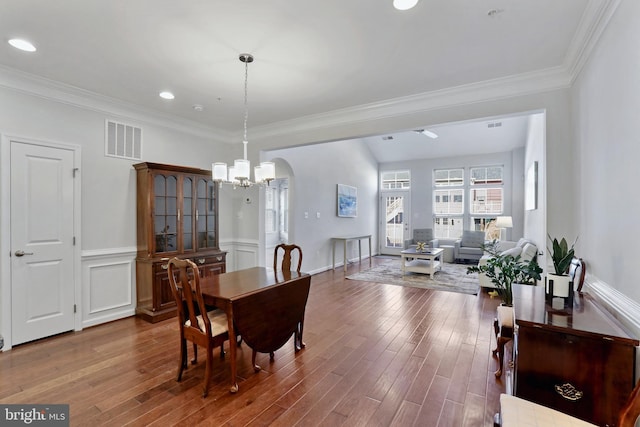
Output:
[[14, 250, 34, 257]]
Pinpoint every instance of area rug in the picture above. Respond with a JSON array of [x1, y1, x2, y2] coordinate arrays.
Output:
[[346, 259, 479, 295]]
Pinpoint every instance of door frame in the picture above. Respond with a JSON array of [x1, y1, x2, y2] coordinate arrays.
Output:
[[0, 134, 82, 350], [379, 190, 411, 256]]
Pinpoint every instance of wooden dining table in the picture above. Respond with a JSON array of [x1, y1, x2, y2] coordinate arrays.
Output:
[[199, 266, 311, 393]]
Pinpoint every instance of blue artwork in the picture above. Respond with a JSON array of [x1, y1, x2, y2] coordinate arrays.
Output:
[[337, 184, 357, 217]]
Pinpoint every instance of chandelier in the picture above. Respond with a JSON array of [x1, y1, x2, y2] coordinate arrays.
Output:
[[212, 53, 275, 188]]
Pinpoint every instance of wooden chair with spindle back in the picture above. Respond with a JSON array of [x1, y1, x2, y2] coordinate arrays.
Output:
[[167, 257, 230, 398]]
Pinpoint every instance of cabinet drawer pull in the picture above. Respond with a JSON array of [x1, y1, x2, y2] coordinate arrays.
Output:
[[555, 383, 583, 401], [198, 258, 205, 264], [161, 264, 169, 270], [216, 256, 223, 261]]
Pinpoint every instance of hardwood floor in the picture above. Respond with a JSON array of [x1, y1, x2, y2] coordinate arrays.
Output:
[[0, 257, 508, 426]]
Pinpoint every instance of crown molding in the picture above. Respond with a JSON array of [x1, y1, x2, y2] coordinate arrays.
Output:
[[564, 0, 622, 83], [249, 65, 573, 142], [0, 65, 232, 143]]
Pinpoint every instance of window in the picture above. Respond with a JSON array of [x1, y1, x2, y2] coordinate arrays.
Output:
[[265, 186, 277, 233], [433, 168, 464, 238], [434, 168, 463, 187], [382, 170, 410, 189], [470, 188, 503, 214], [470, 166, 503, 185]]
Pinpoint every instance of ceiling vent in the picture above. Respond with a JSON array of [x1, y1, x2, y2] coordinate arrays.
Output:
[[488, 122, 503, 128], [105, 120, 142, 160], [382, 136, 394, 140]]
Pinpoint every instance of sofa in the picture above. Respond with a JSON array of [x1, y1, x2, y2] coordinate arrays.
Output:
[[478, 238, 538, 289], [453, 230, 486, 262]]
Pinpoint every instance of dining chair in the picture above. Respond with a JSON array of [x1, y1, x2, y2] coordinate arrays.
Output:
[[273, 243, 303, 273], [249, 243, 305, 369], [167, 257, 230, 398]]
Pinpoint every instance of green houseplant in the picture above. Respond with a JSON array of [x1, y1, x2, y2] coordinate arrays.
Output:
[[548, 235, 577, 275], [467, 241, 542, 306], [546, 235, 577, 306]]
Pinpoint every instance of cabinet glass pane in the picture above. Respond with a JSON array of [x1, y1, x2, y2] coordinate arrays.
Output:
[[207, 181, 216, 213], [183, 232, 193, 250], [166, 233, 177, 251], [154, 175, 165, 194], [154, 196, 165, 215], [167, 196, 177, 215], [167, 176, 177, 197]]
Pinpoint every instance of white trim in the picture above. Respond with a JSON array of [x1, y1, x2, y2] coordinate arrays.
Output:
[[584, 273, 640, 339], [82, 247, 137, 259], [0, 65, 231, 143], [0, 134, 82, 351]]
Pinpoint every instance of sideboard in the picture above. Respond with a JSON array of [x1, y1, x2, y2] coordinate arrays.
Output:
[[512, 284, 639, 426]]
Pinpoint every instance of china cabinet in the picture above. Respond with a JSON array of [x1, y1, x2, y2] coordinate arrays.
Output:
[[134, 162, 226, 322]]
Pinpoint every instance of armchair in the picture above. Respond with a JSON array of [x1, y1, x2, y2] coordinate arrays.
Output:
[[453, 230, 486, 262], [404, 228, 439, 250]]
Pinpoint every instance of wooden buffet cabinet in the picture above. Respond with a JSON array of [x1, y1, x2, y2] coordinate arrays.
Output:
[[134, 162, 226, 322], [512, 284, 639, 426]]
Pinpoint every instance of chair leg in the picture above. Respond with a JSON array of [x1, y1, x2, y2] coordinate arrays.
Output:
[[202, 346, 213, 398], [177, 338, 187, 382], [219, 342, 225, 359], [252, 349, 260, 372], [191, 343, 198, 365], [295, 321, 306, 352], [269, 351, 274, 361], [492, 318, 499, 357], [495, 337, 507, 378]]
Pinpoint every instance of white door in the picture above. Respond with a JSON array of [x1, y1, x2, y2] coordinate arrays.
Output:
[[379, 191, 410, 255], [11, 140, 75, 345]]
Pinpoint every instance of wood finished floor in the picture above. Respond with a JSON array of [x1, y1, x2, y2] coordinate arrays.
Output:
[[0, 257, 507, 426]]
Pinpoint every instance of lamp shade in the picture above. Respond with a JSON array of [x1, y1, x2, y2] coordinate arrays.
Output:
[[234, 159, 250, 180], [495, 216, 513, 228], [212, 162, 227, 181]]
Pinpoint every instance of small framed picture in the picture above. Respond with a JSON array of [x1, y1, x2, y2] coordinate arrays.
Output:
[[337, 184, 357, 217]]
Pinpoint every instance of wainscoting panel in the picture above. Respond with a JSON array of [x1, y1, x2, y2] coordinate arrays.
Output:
[[220, 239, 259, 272], [82, 247, 136, 328]]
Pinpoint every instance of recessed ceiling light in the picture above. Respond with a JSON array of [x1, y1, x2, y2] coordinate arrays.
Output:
[[8, 38, 36, 52], [393, 0, 419, 11], [159, 91, 175, 100]]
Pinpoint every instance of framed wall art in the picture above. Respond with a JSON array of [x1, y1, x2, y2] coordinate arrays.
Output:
[[337, 184, 357, 217]]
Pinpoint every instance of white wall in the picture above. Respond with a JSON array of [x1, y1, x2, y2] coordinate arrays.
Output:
[[265, 139, 379, 273], [523, 112, 547, 261], [0, 84, 236, 345], [571, 0, 640, 331]]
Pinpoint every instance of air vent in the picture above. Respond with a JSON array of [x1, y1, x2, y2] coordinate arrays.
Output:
[[488, 122, 502, 128], [382, 136, 394, 141], [105, 120, 142, 160]]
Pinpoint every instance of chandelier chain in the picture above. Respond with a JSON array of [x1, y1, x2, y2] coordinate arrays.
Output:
[[243, 58, 249, 143]]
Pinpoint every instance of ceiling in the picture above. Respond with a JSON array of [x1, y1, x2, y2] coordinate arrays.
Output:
[[0, 1, 609, 161]]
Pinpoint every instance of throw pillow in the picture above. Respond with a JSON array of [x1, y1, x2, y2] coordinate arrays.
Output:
[[521, 243, 538, 262], [500, 247, 522, 258]]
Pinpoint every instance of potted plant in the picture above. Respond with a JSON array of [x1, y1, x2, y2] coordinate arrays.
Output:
[[467, 241, 542, 306], [546, 235, 577, 307]]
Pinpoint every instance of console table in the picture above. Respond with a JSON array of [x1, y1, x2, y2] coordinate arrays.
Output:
[[331, 235, 372, 272], [512, 284, 639, 426]]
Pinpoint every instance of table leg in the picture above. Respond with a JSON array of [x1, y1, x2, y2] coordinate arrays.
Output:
[[401, 255, 406, 275], [343, 240, 347, 272], [332, 240, 336, 270], [358, 239, 362, 264], [226, 306, 238, 393], [368, 236, 372, 266]]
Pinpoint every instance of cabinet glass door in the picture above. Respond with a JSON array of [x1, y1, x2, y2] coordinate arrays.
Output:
[[154, 174, 178, 253], [183, 177, 194, 251], [196, 178, 217, 249]]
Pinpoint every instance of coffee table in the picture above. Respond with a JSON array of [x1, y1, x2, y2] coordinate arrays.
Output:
[[400, 247, 444, 278]]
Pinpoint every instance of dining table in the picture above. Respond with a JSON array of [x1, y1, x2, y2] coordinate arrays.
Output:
[[199, 266, 311, 393]]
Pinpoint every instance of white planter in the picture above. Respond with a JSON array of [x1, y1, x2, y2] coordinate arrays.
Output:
[[546, 273, 574, 308]]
